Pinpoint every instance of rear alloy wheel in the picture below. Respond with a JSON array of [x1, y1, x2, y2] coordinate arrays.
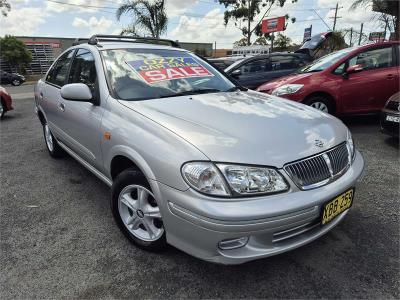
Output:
[[111, 169, 166, 251], [11, 79, 21, 86], [304, 96, 334, 114], [43, 123, 64, 158]]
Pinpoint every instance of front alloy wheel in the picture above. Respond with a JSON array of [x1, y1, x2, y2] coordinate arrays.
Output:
[[309, 101, 329, 112], [304, 96, 334, 114], [118, 185, 164, 242], [111, 169, 166, 251]]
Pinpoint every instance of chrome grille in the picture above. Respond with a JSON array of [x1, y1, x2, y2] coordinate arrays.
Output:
[[284, 143, 350, 190]]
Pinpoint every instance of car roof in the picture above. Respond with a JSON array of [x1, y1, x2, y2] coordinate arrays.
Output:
[[356, 41, 399, 51]]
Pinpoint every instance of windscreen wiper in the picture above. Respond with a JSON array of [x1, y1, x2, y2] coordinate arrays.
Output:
[[225, 86, 248, 92], [159, 88, 223, 98]]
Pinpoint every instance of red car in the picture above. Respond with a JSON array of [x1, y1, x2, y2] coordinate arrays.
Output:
[[0, 85, 13, 119], [257, 41, 400, 115]]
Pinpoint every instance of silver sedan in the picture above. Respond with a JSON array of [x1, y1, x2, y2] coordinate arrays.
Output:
[[34, 35, 364, 264]]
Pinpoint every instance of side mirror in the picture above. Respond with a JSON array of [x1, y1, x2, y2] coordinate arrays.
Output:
[[230, 69, 242, 78], [345, 64, 364, 75], [61, 83, 93, 102]]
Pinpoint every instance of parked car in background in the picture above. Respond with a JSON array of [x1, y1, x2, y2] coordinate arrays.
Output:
[[208, 56, 245, 70], [225, 53, 312, 89], [34, 35, 364, 264], [295, 31, 346, 60], [257, 41, 400, 115], [0, 85, 13, 119], [381, 92, 399, 137], [0, 70, 25, 86]]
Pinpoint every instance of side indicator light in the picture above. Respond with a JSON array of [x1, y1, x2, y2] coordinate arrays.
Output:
[[104, 132, 111, 140]]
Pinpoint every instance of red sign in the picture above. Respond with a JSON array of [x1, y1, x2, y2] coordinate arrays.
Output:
[[262, 16, 286, 34], [126, 57, 214, 84]]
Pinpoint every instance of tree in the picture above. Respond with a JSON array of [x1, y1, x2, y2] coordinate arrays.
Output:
[[233, 37, 248, 47], [0, 0, 10, 17], [116, 0, 168, 38], [0, 35, 32, 73], [252, 36, 268, 45], [274, 33, 291, 50], [351, 0, 399, 40], [218, 0, 297, 46]]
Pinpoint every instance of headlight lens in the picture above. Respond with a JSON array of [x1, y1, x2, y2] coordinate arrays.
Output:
[[181, 162, 230, 196], [347, 131, 355, 161], [218, 164, 288, 195], [182, 162, 289, 197], [272, 84, 304, 96]]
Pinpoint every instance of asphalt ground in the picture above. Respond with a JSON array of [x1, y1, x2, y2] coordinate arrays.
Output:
[[1, 84, 399, 299]]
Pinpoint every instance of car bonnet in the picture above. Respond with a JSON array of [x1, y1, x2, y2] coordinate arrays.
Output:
[[120, 90, 347, 168]]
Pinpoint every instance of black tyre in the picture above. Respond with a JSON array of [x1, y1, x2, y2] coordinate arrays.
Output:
[[43, 122, 65, 158], [111, 168, 167, 251], [304, 95, 334, 114], [11, 79, 21, 86]]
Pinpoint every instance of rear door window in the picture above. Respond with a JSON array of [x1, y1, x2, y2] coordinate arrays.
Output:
[[269, 55, 296, 71], [239, 59, 268, 74], [46, 50, 75, 87]]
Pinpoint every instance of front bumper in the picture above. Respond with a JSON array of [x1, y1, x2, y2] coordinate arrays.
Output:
[[380, 110, 399, 137], [151, 150, 364, 264]]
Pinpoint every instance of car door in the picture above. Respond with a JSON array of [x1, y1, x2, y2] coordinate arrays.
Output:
[[233, 58, 269, 89], [41, 50, 76, 139], [267, 55, 300, 81], [58, 48, 104, 169], [338, 45, 399, 113]]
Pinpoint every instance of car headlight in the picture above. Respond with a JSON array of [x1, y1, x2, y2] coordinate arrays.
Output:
[[272, 84, 304, 96], [346, 131, 355, 162], [181, 162, 231, 196], [181, 162, 288, 197]]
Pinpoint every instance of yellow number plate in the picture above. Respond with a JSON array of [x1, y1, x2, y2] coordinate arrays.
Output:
[[322, 189, 354, 225]]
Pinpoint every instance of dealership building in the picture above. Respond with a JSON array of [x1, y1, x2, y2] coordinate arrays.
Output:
[[0, 36, 214, 75]]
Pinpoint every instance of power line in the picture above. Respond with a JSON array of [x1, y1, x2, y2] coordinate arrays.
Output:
[[312, 8, 331, 30], [45, 0, 118, 10]]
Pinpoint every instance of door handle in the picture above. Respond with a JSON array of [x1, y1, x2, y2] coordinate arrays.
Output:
[[39, 92, 43, 101], [386, 74, 395, 79], [58, 103, 65, 112]]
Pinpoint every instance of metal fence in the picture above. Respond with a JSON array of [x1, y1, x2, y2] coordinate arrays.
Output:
[[1, 43, 55, 75]]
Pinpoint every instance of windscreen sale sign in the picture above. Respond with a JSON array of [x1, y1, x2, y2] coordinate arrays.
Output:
[[126, 57, 214, 84]]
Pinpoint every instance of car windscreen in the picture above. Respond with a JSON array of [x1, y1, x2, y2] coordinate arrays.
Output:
[[298, 47, 354, 73], [101, 48, 235, 101]]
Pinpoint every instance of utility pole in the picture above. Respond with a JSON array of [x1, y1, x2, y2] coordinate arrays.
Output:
[[214, 41, 216, 57], [270, 33, 274, 53], [349, 28, 353, 46], [383, 19, 388, 41], [358, 23, 363, 45], [247, 0, 252, 46], [330, 3, 342, 31]]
